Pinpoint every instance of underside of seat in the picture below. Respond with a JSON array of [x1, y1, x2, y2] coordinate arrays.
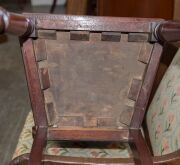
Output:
[[18, 15, 164, 165], [34, 31, 151, 129]]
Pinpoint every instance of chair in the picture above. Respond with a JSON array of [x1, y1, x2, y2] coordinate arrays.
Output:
[[0, 7, 179, 165]]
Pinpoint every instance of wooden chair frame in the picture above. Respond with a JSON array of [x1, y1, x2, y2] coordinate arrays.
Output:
[[0, 7, 179, 165]]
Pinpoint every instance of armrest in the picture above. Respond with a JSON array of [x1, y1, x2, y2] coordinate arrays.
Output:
[[0, 7, 34, 37], [155, 21, 180, 43]]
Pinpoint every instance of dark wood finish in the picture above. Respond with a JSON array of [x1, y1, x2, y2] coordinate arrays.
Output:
[[70, 31, 90, 41], [48, 128, 130, 142], [130, 43, 163, 128], [128, 33, 149, 42], [130, 130, 153, 165], [37, 30, 57, 40], [155, 21, 180, 43], [97, 0, 174, 19], [138, 43, 153, 64], [174, 0, 180, 20], [101, 32, 121, 42], [66, 0, 89, 15], [22, 38, 48, 165], [128, 79, 142, 102], [1, 7, 180, 165], [22, 39, 48, 127], [50, 0, 57, 13], [24, 13, 162, 33], [28, 127, 47, 165], [153, 150, 180, 165], [39, 68, 50, 90], [0, 7, 33, 36], [33, 39, 47, 62]]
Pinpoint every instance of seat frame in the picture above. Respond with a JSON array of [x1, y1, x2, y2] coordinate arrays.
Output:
[[0, 7, 179, 165]]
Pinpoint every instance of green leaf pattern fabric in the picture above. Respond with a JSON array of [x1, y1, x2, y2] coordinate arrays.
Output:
[[13, 112, 132, 159], [147, 49, 180, 156]]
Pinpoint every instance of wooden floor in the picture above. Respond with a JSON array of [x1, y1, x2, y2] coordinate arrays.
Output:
[[0, 34, 30, 165], [0, 4, 65, 165]]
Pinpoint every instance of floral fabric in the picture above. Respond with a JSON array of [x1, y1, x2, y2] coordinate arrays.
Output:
[[13, 112, 132, 159], [13, 49, 180, 159], [13, 112, 34, 159], [147, 49, 180, 156]]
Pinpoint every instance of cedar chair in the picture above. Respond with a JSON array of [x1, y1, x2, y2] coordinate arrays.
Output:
[[0, 7, 179, 165]]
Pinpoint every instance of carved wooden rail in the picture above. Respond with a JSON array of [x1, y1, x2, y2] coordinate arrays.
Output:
[[0, 7, 180, 43]]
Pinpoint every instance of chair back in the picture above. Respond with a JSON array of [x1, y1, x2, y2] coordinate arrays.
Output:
[[147, 49, 180, 156]]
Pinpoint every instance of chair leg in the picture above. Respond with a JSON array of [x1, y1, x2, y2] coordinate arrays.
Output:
[[28, 127, 47, 165], [130, 130, 153, 165], [9, 154, 30, 165], [50, 0, 57, 13]]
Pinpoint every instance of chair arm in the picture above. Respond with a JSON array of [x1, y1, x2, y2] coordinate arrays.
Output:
[[155, 21, 180, 43], [153, 149, 180, 165], [0, 7, 34, 37]]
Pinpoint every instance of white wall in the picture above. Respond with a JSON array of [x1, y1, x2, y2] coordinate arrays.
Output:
[[31, 0, 66, 6]]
